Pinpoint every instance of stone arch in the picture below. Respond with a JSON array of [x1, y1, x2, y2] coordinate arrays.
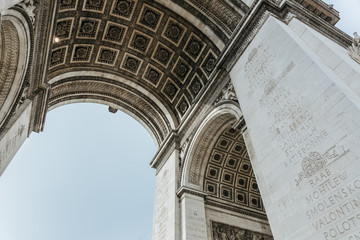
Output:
[[0, 8, 32, 130], [47, 0, 227, 134], [48, 71, 177, 146], [182, 102, 242, 190]]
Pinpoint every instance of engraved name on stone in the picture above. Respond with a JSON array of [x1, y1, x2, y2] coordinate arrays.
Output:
[[245, 45, 329, 168], [304, 167, 360, 239]]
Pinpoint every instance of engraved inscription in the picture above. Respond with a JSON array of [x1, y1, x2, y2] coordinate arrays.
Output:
[[153, 170, 170, 240], [245, 45, 329, 170], [304, 168, 360, 239]]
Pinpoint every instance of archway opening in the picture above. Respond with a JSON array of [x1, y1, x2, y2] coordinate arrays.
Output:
[[0, 103, 156, 240]]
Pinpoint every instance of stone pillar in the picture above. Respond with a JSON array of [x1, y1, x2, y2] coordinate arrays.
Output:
[[0, 0, 22, 13], [178, 189, 208, 240], [152, 150, 181, 240], [0, 99, 32, 175], [230, 16, 360, 240]]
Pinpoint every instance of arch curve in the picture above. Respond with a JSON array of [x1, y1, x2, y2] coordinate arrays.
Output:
[[0, 8, 32, 131], [181, 102, 242, 190], [48, 72, 178, 146]]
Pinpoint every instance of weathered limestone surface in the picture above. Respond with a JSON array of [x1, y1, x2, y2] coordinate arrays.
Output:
[[180, 193, 207, 240], [152, 151, 180, 240], [231, 16, 360, 240], [0, 99, 32, 175], [0, 0, 22, 13]]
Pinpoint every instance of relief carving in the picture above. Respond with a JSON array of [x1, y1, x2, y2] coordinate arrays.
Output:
[[295, 146, 349, 185], [214, 82, 238, 105], [18, 0, 37, 24], [349, 32, 360, 64], [212, 221, 273, 240]]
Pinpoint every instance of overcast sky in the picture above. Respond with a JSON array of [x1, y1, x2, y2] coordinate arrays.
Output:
[[0, 1, 359, 240]]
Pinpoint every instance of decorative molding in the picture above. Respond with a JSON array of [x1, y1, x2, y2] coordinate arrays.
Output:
[[176, 186, 207, 198], [0, 21, 20, 129], [220, 0, 352, 73], [49, 79, 171, 145]]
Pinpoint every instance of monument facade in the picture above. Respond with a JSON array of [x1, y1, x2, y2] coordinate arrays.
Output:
[[0, 0, 359, 239]]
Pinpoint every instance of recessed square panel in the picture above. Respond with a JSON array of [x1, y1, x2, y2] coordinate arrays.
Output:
[[201, 50, 217, 78], [172, 57, 192, 83], [95, 47, 119, 66], [151, 42, 174, 68], [209, 150, 226, 166], [59, 0, 78, 12], [120, 53, 143, 75], [102, 22, 128, 45], [230, 143, 246, 157], [161, 78, 179, 102], [137, 4, 164, 32], [162, 17, 186, 46], [184, 33, 206, 62], [204, 180, 218, 196], [76, 18, 100, 39], [128, 30, 153, 54], [235, 189, 248, 205], [206, 165, 221, 180], [223, 126, 240, 138], [215, 136, 233, 151], [50, 46, 68, 68], [176, 94, 190, 117], [71, 44, 93, 62], [236, 174, 249, 189], [224, 155, 239, 170], [220, 185, 233, 201], [111, 0, 137, 20], [187, 74, 204, 98], [239, 160, 252, 174], [249, 193, 262, 210], [221, 170, 235, 186], [249, 178, 260, 193], [142, 64, 163, 87], [83, 0, 106, 13], [55, 18, 74, 40]]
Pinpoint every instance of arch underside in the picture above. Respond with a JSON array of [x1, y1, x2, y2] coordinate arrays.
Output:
[[49, 77, 172, 145], [203, 124, 266, 219], [48, 0, 253, 137], [183, 104, 267, 220]]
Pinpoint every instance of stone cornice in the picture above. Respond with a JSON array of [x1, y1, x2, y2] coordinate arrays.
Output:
[[217, 0, 352, 73]]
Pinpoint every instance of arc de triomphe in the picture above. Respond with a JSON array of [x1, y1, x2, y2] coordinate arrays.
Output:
[[0, 0, 359, 239]]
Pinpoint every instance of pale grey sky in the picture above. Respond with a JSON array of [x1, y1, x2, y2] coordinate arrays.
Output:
[[0, 1, 358, 240]]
